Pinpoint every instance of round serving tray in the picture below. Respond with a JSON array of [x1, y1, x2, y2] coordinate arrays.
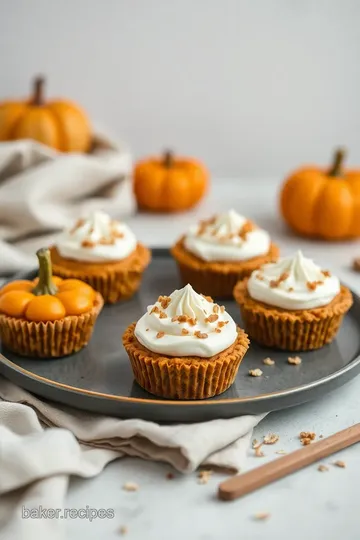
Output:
[[1, 249, 360, 423]]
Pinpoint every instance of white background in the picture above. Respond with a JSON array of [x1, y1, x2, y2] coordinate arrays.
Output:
[[1, 0, 360, 177]]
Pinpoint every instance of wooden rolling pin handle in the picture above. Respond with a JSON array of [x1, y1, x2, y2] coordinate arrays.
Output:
[[218, 423, 360, 501]]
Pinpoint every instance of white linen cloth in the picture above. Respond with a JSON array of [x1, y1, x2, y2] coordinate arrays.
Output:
[[0, 376, 265, 540], [0, 137, 135, 277]]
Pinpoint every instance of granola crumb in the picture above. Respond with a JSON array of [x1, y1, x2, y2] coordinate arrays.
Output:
[[249, 368, 263, 377], [288, 287, 294, 292], [214, 328, 221, 333], [263, 357, 275, 366], [151, 306, 160, 314], [288, 356, 302, 365], [205, 314, 219, 323], [166, 472, 175, 479], [158, 295, 171, 309], [318, 464, 329, 472], [213, 304, 219, 314], [197, 470, 212, 484], [159, 311, 168, 319], [276, 450, 287, 455], [220, 305, 225, 313], [253, 442, 265, 457], [333, 460, 346, 468], [217, 321, 226, 328], [181, 328, 189, 335], [201, 294, 214, 303], [263, 433, 279, 445], [81, 239, 96, 248], [252, 439, 258, 448], [299, 431, 316, 446], [123, 482, 139, 492], [253, 512, 271, 521], [156, 332, 165, 339], [353, 258, 360, 272], [119, 525, 128, 535], [194, 331, 208, 339], [322, 270, 331, 277]]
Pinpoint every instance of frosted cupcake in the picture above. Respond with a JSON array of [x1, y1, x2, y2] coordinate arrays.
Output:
[[123, 284, 249, 399], [171, 209, 279, 298], [50, 211, 151, 304], [233, 251, 353, 351]]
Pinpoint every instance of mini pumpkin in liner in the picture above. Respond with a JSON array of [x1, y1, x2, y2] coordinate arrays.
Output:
[[0, 76, 91, 152], [0, 248, 103, 358], [133, 149, 208, 213], [280, 148, 360, 240]]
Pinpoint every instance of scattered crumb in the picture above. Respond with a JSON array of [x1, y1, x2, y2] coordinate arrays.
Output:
[[201, 294, 214, 303], [288, 356, 302, 365], [119, 525, 128, 535], [299, 431, 316, 446], [197, 470, 212, 484], [123, 482, 139, 492], [214, 328, 222, 333], [205, 314, 219, 323], [333, 460, 346, 468], [156, 332, 165, 339], [252, 439, 258, 448], [263, 433, 279, 445], [194, 331, 208, 339], [213, 305, 219, 314], [318, 464, 329, 472], [276, 450, 287, 455], [220, 305, 225, 313], [159, 311, 168, 319], [253, 442, 265, 457], [353, 258, 360, 272], [263, 357, 275, 366], [166, 472, 175, 480], [181, 328, 189, 335], [322, 270, 331, 277], [253, 512, 271, 521], [249, 368, 263, 377], [146, 328, 149, 331], [288, 287, 294, 292]]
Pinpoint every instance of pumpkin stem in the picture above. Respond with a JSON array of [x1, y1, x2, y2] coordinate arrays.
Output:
[[32, 76, 45, 106], [328, 148, 346, 177], [163, 150, 174, 168], [32, 248, 58, 296]]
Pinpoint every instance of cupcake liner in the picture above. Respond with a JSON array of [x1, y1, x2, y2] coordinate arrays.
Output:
[[234, 281, 353, 351], [0, 294, 103, 358], [123, 323, 249, 399], [50, 244, 151, 304], [171, 239, 279, 298]]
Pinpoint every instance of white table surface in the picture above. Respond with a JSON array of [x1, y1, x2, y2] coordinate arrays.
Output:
[[66, 178, 360, 540]]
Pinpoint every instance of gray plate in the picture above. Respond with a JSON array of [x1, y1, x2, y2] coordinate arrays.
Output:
[[1, 249, 360, 423]]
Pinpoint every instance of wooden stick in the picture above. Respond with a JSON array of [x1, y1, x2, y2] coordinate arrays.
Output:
[[218, 423, 360, 501]]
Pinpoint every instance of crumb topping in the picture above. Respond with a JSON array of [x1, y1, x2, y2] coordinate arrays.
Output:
[[201, 294, 214, 303], [197, 469, 212, 484], [81, 239, 96, 248], [238, 220, 256, 240], [270, 272, 289, 288], [213, 305, 219, 314], [194, 331, 208, 339], [159, 311, 167, 319], [299, 431, 316, 445], [318, 464, 329, 472], [306, 280, 324, 291], [288, 356, 302, 365], [322, 270, 331, 277], [253, 512, 270, 521], [181, 328, 189, 335], [333, 460, 346, 468], [249, 368, 263, 377], [158, 295, 171, 309], [205, 314, 219, 323], [122, 482, 139, 492], [156, 332, 165, 339], [263, 357, 275, 366], [263, 433, 279, 445]]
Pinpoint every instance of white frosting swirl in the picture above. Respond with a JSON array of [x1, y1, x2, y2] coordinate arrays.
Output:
[[56, 211, 137, 262], [248, 251, 340, 310], [135, 284, 237, 357], [183, 209, 271, 262]]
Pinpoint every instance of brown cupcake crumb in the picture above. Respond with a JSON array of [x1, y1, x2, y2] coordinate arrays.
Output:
[[263, 357, 275, 366], [146, 328, 149, 331], [249, 368, 263, 377], [288, 356, 302, 365], [112, 230, 124, 239], [288, 287, 294, 292], [238, 220, 255, 240], [322, 270, 331, 277], [353, 258, 360, 271], [256, 273, 264, 281], [213, 305, 219, 314], [195, 331, 208, 339], [171, 316, 178, 322], [156, 332, 165, 339], [253, 442, 265, 457], [151, 306, 160, 315], [159, 295, 171, 309], [188, 317, 197, 326], [263, 433, 279, 445], [333, 460, 346, 468], [217, 321, 226, 328], [214, 328, 221, 333], [300, 431, 316, 445], [198, 469, 212, 484], [318, 464, 329, 472], [181, 328, 189, 335], [70, 218, 85, 233], [201, 294, 214, 303], [177, 315, 188, 323], [307, 280, 323, 291], [220, 306, 225, 313], [253, 512, 270, 521], [159, 311, 167, 319], [270, 272, 289, 288], [123, 482, 139, 492], [119, 525, 128, 535], [99, 236, 116, 245]]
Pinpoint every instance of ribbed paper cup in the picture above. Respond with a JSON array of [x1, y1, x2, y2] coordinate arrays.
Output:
[[233, 280, 353, 351], [50, 244, 151, 304], [171, 239, 279, 299], [123, 323, 249, 399], [0, 293, 103, 358]]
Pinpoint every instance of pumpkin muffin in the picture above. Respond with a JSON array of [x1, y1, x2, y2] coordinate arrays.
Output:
[[233, 250, 353, 351], [171, 209, 279, 298], [0, 248, 103, 358], [50, 211, 151, 304], [123, 283, 249, 399]]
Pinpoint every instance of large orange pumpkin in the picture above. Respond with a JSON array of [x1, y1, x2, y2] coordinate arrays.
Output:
[[133, 150, 209, 212], [0, 248, 96, 322], [280, 148, 360, 240], [0, 76, 91, 152]]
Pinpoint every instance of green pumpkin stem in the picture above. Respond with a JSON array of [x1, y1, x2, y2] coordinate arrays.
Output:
[[163, 150, 174, 168], [32, 76, 45, 106], [328, 148, 346, 177], [32, 248, 58, 296]]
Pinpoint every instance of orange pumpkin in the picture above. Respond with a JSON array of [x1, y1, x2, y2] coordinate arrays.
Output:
[[280, 148, 360, 240], [0, 248, 96, 322], [0, 76, 91, 152], [133, 150, 209, 212]]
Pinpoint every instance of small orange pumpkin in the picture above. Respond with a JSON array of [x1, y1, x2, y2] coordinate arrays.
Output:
[[0, 76, 91, 152], [0, 248, 96, 322], [133, 150, 209, 212], [280, 148, 360, 240]]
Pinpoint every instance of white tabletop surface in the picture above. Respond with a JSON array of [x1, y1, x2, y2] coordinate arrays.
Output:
[[66, 178, 360, 540]]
